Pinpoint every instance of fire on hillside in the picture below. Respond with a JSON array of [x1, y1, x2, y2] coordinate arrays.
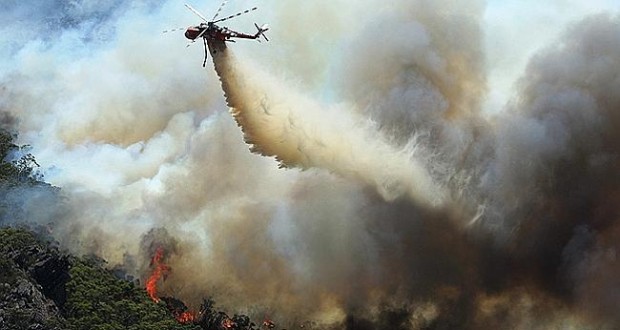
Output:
[[145, 246, 276, 330]]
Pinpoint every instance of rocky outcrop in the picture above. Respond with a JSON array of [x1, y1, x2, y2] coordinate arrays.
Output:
[[0, 269, 65, 330], [0, 228, 69, 330], [11, 243, 70, 307]]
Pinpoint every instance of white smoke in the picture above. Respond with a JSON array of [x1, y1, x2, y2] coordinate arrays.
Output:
[[208, 41, 446, 205]]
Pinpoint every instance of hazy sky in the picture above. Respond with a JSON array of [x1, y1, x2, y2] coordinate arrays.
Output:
[[483, 0, 620, 112]]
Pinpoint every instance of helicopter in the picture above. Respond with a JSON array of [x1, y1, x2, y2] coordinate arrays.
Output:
[[164, 1, 269, 67]]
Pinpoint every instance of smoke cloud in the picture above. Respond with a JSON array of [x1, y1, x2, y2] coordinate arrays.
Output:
[[1, 0, 620, 328], [208, 40, 446, 205]]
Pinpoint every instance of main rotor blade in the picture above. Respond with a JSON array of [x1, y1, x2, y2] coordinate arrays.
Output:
[[211, 0, 228, 21], [213, 6, 258, 23], [162, 27, 186, 34], [195, 27, 208, 40], [184, 3, 209, 23]]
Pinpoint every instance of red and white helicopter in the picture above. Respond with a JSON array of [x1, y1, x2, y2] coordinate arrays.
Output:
[[164, 1, 269, 67]]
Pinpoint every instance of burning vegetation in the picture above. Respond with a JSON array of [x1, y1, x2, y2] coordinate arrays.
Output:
[[146, 247, 170, 303], [144, 245, 275, 330]]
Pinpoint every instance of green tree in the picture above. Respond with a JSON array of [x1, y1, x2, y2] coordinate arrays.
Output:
[[0, 129, 60, 225], [0, 130, 41, 185], [64, 259, 200, 330]]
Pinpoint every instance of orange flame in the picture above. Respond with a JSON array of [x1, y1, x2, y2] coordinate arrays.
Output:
[[146, 246, 170, 303], [222, 318, 235, 328], [263, 318, 276, 329], [177, 311, 197, 323], [145, 247, 198, 325]]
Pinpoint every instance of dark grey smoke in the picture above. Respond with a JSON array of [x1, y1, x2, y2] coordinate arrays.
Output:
[[0, 111, 17, 133], [487, 13, 620, 326], [338, 12, 620, 329]]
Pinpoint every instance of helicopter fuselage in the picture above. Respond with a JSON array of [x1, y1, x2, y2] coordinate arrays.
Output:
[[175, 2, 268, 67], [185, 23, 257, 42]]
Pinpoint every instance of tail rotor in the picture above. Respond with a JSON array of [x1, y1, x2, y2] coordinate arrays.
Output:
[[254, 23, 269, 42]]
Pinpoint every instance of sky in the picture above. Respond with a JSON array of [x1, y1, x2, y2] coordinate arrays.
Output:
[[483, 0, 620, 112]]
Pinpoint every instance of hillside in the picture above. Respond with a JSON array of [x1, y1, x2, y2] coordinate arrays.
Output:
[[0, 124, 275, 330], [0, 129, 198, 329], [0, 227, 202, 330]]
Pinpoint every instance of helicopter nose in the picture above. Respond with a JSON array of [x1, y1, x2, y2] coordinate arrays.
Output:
[[184, 27, 200, 40]]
